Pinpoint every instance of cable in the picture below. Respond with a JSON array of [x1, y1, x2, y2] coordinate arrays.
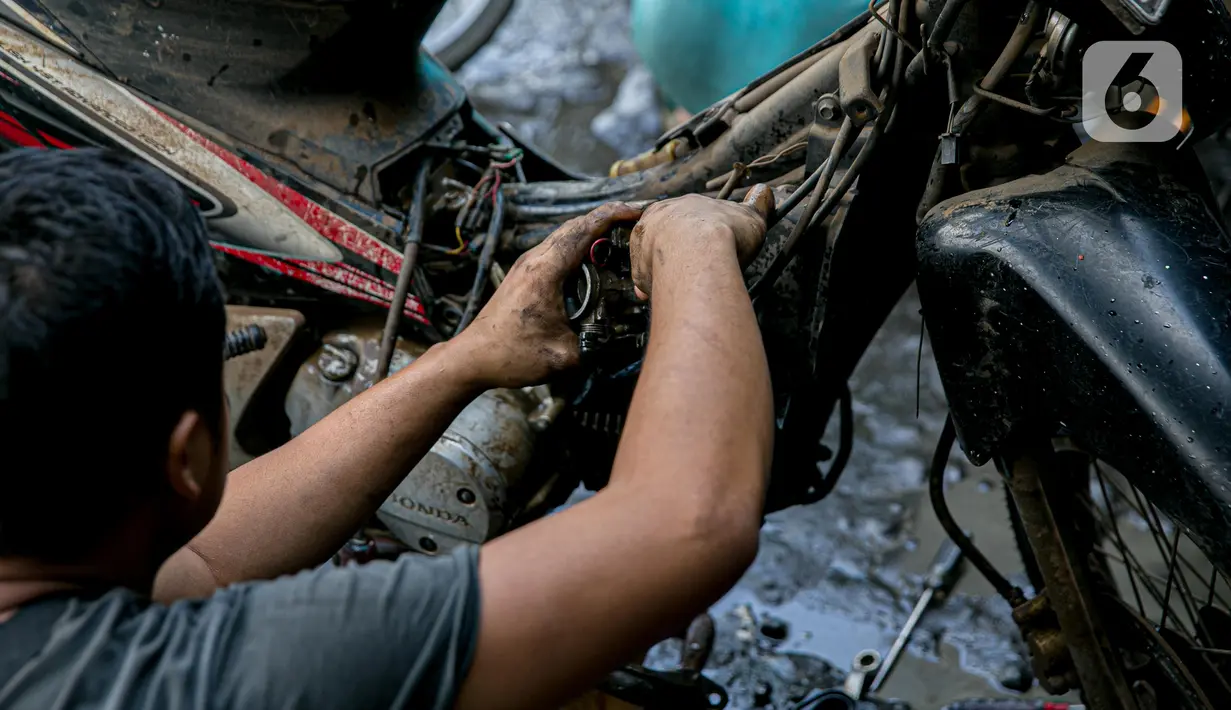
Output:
[[752, 0, 911, 300], [450, 171, 494, 255], [929, 415, 1023, 603], [376, 159, 432, 383], [950, 2, 1042, 135], [769, 159, 828, 228], [927, 0, 972, 53], [806, 382, 854, 502], [749, 119, 854, 299], [752, 75, 897, 298], [456, 188, 506, 333], [716, 162, 748, 200], [869, 0, 918, 56]]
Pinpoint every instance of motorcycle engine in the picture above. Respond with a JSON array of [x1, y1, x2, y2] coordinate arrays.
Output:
[[285, 325, 564, 555]]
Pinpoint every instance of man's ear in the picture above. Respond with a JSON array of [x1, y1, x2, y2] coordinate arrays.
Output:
[[165, 411, 210, 501]]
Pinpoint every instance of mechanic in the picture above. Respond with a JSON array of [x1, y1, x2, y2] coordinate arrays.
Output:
[[0, 148, 776, 710]]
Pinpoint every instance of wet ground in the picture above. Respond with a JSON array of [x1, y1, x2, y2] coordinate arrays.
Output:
[[454, 2, 1057, 708]]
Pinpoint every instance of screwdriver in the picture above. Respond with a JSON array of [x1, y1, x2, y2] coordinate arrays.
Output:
[[940, 702, 1084, 710], [870, 536, 966, 692]]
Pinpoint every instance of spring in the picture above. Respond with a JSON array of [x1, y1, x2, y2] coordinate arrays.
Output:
[[223, 324, 268, 361]]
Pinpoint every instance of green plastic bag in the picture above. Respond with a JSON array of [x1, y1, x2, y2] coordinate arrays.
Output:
[[631, 0, 868, 114]]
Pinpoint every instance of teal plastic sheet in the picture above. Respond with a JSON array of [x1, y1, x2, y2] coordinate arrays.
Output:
[[631, 0, 868, 113]]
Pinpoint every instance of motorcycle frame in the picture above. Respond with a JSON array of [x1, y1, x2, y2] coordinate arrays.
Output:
[[1, 0, 1229, 588]]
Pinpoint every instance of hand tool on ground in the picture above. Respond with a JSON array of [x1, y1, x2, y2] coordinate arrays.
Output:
[[941, 701, 1084, 710], [870, 536, 966, 692], [844, 649, 882, 701], [598, 613, 728, 709]]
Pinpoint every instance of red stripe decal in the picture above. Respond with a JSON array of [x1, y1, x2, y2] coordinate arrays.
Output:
[[37, 130, 74, 150], [161, 114, 406, 275], [0, 111, 44, 148], [214, 244, 427, 323], [290, 259, 427, 320]]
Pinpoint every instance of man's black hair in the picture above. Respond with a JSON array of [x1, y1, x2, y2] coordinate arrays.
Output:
[[0, 148, 225, 560]]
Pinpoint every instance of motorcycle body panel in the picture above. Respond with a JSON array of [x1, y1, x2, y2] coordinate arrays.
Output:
[[917, 141, 1231, 570], [30, 0, 464, 201], [0, 16, 430, 323]]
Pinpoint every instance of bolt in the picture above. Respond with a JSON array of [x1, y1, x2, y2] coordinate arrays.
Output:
[[816, 94, 842, 122], [457, 488, 476, 505], [418, 536, 438, 554], [318, 343, 359, 382], [850, 101, 878, 124]]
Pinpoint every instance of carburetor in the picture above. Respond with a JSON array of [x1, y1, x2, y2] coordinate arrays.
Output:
[[564, 226, 650, 368]]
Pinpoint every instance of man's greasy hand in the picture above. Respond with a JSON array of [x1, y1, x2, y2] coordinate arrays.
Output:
[[630, 186, 774, 298], [456, 202, 643, 389]]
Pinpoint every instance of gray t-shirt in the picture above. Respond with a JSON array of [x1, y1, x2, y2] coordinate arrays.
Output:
[[0, 545, 481, 710]]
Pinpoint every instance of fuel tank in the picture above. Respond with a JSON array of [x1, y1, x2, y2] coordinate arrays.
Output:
[[917, 141, 1231, 570]]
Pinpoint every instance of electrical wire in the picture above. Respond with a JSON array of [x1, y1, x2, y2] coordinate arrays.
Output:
[[751, 9, 906, 301], [869, 0, 918, 55], [769, 159, 828, 228], [949, 2, 1042, 136], [807, 382, 854, 502], [376, 159, 432, 383], [929, 415, 1023, 603], [451, 171, 494, 255], [749, 118, 855, 299], [716, 162, 748, 200], [456, 188, 506, 333]]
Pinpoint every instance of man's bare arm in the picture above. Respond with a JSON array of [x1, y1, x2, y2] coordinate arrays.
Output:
[[456, 190, 776, 710], [153, 204, 643, 602]]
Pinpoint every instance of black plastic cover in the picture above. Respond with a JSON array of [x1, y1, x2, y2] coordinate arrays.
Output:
[[918, 141, 1231, 570]]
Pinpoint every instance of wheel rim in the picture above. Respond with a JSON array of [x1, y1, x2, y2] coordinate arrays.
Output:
[[424, 0, 500, 55], [1079, 460, 1231, 708]]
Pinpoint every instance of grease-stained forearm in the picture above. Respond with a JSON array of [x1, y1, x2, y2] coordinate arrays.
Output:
[[456, 232, 773, 710], [154, 340, 485, 601]]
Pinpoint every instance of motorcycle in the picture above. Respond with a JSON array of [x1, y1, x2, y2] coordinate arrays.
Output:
[[1, 0, 1230, 707]]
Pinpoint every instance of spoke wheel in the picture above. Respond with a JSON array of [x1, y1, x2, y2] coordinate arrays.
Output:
[[1102, 595, 1216, 710], [1011, 447, 1231, 709]]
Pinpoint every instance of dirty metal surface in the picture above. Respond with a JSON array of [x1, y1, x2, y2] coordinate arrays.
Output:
[[285, 321, 430, 440], [39, 0, 466, 197], [916, 140, 1231, 577], [459, 1, 1050, 707], [0, 19, 344, 261], [378, 387, 540, 555], [223, 306, 304, 471], [285, 322, 552, 555], [1008, 451, 1137, 709]]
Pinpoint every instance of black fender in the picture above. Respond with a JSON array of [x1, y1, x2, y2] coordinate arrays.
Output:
[[917, 141, 1231, 571]]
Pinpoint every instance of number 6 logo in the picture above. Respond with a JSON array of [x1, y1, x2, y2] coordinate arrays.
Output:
[[1082, 41, 1184, 143]]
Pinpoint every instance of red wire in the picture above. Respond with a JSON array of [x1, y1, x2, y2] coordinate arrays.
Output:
[[589, 238, 610, 265], [487, 171, 501, 205]]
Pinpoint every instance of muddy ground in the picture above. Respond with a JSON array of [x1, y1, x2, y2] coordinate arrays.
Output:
[[449, 1, 1069, 708]]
